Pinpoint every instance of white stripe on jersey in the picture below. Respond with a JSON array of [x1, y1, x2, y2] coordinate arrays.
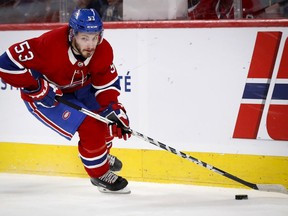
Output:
[[92, 75, 119, 90], [94, 86, 121, 97], [6, 49, 25, 69], [0, 66, 27, 74]]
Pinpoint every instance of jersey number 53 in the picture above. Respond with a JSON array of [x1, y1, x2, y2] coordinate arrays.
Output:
[[14, 41, 34, 62]]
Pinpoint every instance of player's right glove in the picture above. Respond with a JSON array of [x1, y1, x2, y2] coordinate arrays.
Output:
[[21, 78, 63, 108], [99, 103, 131, 140]]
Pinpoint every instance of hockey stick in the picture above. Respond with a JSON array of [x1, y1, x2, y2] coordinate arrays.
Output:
[[56, 97, 288, 194]]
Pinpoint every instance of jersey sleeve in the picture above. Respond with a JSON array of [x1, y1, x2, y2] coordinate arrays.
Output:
[[91, 41, 121, 108], [0, 40, 38, 89]]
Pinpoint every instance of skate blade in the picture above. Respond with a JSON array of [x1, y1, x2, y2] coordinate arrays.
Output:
[[97, 186, 131, 194]]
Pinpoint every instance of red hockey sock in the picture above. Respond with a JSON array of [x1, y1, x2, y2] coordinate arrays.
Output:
[[77, 115, 109, 178]]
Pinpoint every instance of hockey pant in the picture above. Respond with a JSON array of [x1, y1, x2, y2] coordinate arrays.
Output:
[[23, 84, 113, 178]]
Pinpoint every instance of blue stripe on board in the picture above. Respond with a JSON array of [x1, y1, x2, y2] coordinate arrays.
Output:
[[242, 83, 270, 99], [272, 84, 288, 100]]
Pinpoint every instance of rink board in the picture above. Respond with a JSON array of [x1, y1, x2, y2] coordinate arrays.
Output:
[[1, 21, 288, 156], [0, 142, 287, 189], [1, 21, 288, 189]]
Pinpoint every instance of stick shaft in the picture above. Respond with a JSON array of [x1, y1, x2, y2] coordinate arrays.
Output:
[[57, 97, 287, 194], [130, 131, 288, 193], [131, 130, 258, 189]]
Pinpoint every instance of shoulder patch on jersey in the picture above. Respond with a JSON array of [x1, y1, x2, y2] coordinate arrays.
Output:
[[110, 64, 116, 73]]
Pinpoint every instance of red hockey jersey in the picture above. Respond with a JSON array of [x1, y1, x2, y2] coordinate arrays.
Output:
[[0, 26, 120, 107]]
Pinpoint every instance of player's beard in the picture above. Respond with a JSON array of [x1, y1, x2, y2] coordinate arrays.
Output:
[[73, 41, 95, 59]]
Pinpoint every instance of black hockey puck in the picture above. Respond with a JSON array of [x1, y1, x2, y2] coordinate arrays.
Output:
[[235, 194, 248, 200]]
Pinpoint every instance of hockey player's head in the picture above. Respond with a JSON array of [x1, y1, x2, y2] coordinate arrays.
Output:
[[69, 8, 104, 58]]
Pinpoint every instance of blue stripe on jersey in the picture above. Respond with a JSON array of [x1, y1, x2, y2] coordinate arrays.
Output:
[[0, 51, 24, 72], [272, 84, 288, 100], [93, 77, 121, 98], [242, 83, 270, 99], [93, 76, 121, 91]]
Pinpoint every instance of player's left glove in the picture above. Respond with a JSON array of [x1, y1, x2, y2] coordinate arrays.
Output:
[[100, 103, 131, 140]]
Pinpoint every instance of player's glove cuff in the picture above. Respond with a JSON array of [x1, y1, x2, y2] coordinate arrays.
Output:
[[21, 78, 63, 108], [99, 103, 131, 140]]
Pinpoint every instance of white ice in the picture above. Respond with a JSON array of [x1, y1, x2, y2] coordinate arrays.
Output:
[[0, 173, 287, 216]]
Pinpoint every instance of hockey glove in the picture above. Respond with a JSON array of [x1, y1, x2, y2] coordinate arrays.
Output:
[[100, 103, 131, 140], [21, 78, 63, 108]]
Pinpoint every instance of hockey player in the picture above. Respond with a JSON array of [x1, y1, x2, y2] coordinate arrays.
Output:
[[0, 8, 131, 193]]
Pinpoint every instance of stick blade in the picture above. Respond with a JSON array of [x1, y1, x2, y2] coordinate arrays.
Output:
[[256, 184, 288, 194]]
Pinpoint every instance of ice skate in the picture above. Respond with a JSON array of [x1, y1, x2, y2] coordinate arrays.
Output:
[[91, 170, 130, 194], [108, 154, 122, 172]]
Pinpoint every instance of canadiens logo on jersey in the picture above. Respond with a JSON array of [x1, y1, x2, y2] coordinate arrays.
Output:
[[233, 31, 288, 141], [62, 110, 71, 120]]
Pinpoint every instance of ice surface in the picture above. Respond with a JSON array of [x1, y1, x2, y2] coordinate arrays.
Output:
[[0, 173, 287, 216]]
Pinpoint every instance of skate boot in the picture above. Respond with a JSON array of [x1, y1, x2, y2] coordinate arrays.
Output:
[[90, 170, 130, 194], [108, 154, 122, 172]]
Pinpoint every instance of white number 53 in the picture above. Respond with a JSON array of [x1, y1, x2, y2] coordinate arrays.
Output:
[[14, 41, 34, 62]]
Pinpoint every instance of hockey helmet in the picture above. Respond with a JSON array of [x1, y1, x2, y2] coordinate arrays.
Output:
[[69, 8, 104, 44]]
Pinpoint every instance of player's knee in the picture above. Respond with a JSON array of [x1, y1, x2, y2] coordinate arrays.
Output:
[[78, 115, 107, 148]]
